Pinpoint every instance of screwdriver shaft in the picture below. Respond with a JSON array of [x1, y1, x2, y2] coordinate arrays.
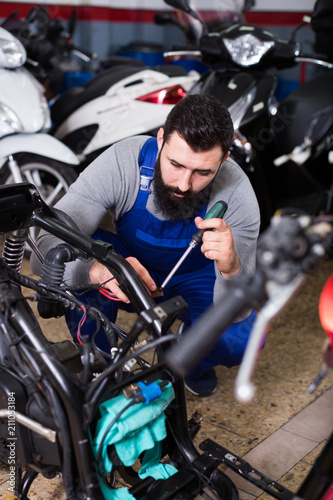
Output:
[[159, 241, 197, 291]]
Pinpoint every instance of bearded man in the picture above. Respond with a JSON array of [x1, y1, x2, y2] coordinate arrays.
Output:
[[31, 94, 260, 397]]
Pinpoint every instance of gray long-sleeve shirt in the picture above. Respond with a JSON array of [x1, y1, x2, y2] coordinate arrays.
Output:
[[31, 136, 260, 320]]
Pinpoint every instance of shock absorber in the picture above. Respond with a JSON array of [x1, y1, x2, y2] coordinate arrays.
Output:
[[1, 230, 27, 272]]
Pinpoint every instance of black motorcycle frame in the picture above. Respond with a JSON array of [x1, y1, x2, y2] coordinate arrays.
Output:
[[0, 182, 332, 499]]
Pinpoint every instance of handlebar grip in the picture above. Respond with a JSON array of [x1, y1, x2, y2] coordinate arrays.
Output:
[[165, 284, 253, 374]]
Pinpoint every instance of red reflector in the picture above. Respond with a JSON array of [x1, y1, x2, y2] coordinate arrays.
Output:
[[136, 85, 187, 105]]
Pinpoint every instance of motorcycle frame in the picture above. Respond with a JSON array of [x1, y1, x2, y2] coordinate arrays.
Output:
[[0, 182, 332, 499]]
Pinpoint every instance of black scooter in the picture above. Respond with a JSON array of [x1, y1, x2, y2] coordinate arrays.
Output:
[[163, 0, 333, 230]]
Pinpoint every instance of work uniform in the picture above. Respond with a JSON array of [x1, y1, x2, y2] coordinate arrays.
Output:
[[65, 138, 257, 377]]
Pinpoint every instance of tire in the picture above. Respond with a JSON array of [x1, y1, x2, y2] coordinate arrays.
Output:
[[1, 153, 79, 247]]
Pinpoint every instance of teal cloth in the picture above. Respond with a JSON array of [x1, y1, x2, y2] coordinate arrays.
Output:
[[91, 382, 177, 499]]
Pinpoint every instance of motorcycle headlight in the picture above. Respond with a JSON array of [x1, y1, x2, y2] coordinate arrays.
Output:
[[0, 37, 26, 68], [0, 102, 24, 137], [223, 34, 275, 67]]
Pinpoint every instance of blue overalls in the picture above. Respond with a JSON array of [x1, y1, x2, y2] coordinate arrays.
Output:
[[65, 138, 256, 378]]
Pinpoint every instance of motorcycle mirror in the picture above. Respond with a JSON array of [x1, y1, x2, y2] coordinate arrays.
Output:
[[26, 7, 39, 23], [243, 0, 256, 11], [68, 8, 77, 37], [164, 0, 207, 34]]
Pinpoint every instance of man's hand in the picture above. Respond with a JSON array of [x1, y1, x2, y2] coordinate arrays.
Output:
[[195, 216, 240, 278], [88, 257, 160, 303]]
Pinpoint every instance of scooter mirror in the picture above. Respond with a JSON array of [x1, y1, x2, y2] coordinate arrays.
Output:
[[243, 0, 256, 12], [164, 0, 205, 31]]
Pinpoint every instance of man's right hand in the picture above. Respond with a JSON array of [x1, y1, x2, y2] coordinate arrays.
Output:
[[88, 257, 159, 303]]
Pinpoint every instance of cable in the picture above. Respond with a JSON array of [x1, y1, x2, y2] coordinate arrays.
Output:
[[95, 399, 137, 466], [98, 287, 121, 301], [85, 333, 178, 416], [95, 380, 169, 471], [77, 305, 87, 345]]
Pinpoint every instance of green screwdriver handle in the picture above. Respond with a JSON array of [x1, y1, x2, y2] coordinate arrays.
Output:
[[192, 200, 228, 244]]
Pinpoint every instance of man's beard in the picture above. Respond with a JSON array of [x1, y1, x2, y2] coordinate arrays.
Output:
[[152, 154, 211, 221]]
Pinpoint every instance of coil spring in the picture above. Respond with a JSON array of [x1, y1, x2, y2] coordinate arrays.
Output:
[[2, 231, 27, 272]]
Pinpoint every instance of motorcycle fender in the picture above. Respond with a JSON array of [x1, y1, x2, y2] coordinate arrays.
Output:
[[0, 134, 80, 168]]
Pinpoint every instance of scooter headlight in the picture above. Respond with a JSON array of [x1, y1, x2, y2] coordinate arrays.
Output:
[[0, 37, 26, 68], [40, 95, 52, 131], [0, 102, 24, 137], [223, 34, 275, 67]]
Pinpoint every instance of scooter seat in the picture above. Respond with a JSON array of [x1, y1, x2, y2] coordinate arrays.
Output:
[[51, 65, 145, 128]]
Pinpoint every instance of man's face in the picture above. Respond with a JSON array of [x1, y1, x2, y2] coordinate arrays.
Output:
[[153, 129, 228, 220]]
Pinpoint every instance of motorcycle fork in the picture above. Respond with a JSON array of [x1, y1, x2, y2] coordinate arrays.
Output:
[[7, 154, 24, 183]]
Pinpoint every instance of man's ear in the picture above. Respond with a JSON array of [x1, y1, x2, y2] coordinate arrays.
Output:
[[221, 151, 230, 164], [157, 128, 164, 152]]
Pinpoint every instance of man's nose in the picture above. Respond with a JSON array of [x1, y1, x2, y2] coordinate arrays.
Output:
[[178, 171, 192, 192]]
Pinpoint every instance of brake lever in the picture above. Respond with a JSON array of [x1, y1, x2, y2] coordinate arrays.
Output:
[[234, 273, 306, 403]]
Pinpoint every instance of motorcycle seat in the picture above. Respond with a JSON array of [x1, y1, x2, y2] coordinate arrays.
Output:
[[51, 65, 146, 128], [51, 64, 188, 129]]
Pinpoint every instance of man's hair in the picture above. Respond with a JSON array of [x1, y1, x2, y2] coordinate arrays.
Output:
[[163, 94, 234, 157]]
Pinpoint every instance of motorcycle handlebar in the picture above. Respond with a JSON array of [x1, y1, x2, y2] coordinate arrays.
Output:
[[295, 55, 333, 69], [166, 215, 333, 378], [32, 212, 158, 323], [71, 45, 97, 63], [165, 271, 266, 374]]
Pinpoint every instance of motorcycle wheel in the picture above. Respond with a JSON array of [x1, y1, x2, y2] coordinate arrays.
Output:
[[1, 154, 78, 248]]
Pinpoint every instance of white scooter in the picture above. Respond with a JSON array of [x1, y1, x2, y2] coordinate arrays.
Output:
[[2, 5, 200, 167], [0, 25, 80, 243], [50, 64, 200, 164]]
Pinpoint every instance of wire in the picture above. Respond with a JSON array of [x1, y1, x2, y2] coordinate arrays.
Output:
[[86, 333, 179, 412], [95, 399, 137, 466], [77, 304, 87, 344], [98, 287, 121, 301]]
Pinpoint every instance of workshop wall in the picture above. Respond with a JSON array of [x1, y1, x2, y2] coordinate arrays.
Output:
[[0, 0, 318, 86]]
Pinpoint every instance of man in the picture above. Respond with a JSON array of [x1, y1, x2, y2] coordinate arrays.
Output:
[[31, 94, 260, 397]]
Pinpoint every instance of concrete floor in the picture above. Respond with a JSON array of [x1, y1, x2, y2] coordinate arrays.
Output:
[[0, 256, 332, 499]]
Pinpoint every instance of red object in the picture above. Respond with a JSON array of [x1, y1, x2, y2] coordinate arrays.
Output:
[[136, 85, 187, 105], [322, 483, 333, 500], [0, 4, 311, 25], [319, 274, 333, 346]]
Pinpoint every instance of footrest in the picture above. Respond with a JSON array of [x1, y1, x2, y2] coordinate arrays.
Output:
[[199, 439, 296, 500]]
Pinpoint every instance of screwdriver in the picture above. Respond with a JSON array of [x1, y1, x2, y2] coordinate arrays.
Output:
[[159, 200, 228, 292]]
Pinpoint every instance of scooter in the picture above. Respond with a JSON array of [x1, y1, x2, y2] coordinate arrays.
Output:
[[0, 181, 332, 499], [50, 64, 199, 165], [0, 25, 80, 243], [163, 0, 333, 230]]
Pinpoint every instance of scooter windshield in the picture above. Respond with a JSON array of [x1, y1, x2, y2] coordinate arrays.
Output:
[[176, 0, 244, 42]]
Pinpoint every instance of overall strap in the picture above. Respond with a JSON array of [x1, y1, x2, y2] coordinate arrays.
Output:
[[138, 137, 158, 193]]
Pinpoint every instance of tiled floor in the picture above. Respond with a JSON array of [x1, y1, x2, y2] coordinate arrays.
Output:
[[0, 256, 332, 499]]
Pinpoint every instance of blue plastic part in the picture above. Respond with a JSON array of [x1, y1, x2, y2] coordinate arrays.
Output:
[[137, 381, 162, 404]]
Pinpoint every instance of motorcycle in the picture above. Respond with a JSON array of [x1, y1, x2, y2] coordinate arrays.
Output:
[[0, 181, 332, 499], [1, 6, 97, 100], [0, 24, 80, 244], [163, 0, 333, 230]]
